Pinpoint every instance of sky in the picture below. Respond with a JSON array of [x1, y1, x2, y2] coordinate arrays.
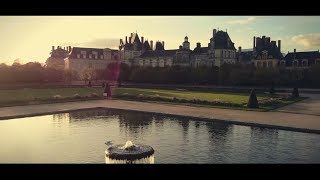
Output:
[[0, 16, 320, 65]]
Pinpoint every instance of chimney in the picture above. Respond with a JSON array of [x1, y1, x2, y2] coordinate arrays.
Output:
[[278, 40, 281, 52], [69, 46, 71, 52], [179, 45, 182, 50], [125, 36, 128, 44], [63, 47, 65, 50], [253, 36, 256, 48], [162, 41, 165, 49], [238, 46, 242, 53], [130, 33, 133, 38], [294, 49, 296, 53], [129, 37, 132, 44], [213, 29, 217, 37], [150, 40, 153, 50], [197, 42, 201, 48], [52, 46, 55, 51], [141, 36, 144, 43]]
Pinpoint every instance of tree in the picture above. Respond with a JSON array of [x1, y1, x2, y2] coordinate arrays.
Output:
[[81, 67, 97, 84], [292, 87, 299, 98]]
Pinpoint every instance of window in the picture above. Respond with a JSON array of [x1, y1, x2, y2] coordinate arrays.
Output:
[[293, 60, 298, 67], [100, 55, 103, 59], [280, 60, 286, 66], [89, 54, 92, 59], [82, 54, 86, 59], [77, 54, 80, 58], [263, 61, 267, 68], [302, 60, 308, 66]]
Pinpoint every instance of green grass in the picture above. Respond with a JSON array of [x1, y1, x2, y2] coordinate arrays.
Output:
[[0, 87, 104, 107], [113, 87, 305, 111], [114, 88, 270, 104], [0, 87, 305, 111]]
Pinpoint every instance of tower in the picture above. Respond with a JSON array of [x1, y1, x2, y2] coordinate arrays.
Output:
[[182, 36, 190, 50]]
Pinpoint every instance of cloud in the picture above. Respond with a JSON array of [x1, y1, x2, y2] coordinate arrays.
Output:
[[227, 17, 256, 25], [291, 33, 320, 47], [60, 38, 119, 49]]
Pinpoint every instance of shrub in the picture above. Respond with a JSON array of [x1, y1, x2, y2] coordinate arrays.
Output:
[[73, 93, 81, 98], [247, 89, 259, 108], [53, 95, 62, 99], [269, 82, 276, 94], [90, 92, 99, 97], [292, 87, 299, 98]]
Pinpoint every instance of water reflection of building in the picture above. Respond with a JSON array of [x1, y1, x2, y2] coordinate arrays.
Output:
[[250, 126, 278, 140], [179, 119, 190, 141], [68, 108, 118, 121], [206, 121, 232, 141]]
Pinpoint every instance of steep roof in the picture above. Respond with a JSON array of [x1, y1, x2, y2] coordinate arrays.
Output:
[[237, 51, 254, 62], [192, 47, 209, 54], [284, 51, 320, 60], [211, 31, 236, 50], [140, 50, 177, 58]]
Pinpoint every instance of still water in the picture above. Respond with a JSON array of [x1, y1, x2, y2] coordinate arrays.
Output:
[[0, 108, 320, 163]]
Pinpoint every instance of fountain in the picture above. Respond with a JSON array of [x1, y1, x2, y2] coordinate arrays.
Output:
[[105, 141, 155, 164]]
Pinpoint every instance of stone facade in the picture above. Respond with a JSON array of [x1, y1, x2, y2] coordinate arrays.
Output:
[[118, 29, 236, 68], [281, 49, 320, 69], [64, 47, 120, 76], [254, 36, 283, 68]]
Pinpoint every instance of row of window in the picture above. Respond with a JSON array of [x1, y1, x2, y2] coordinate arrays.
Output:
[[221, 50, 235, 58], [256, 55, 273, 60], [256, 61, 273, 68], [76, 54, 104, 59], [280, 59, 320, 67]]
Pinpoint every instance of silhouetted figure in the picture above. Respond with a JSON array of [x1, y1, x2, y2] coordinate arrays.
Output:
[[88, 80, 92, 87], [292, 87, 299, 98], [247, 89, 259, 108], [103, 83, 112, 99]]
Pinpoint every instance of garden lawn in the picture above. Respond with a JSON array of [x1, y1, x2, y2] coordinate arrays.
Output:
[[114, 87, 269, 104], [114, 87, 305, 110], [0, 87, 104, 106]]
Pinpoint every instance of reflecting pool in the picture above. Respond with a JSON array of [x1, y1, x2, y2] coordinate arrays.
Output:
[[0, 108, 319, 163]]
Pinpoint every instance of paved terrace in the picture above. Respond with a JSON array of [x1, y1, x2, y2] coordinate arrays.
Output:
[[0, 96, 319, 134]]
